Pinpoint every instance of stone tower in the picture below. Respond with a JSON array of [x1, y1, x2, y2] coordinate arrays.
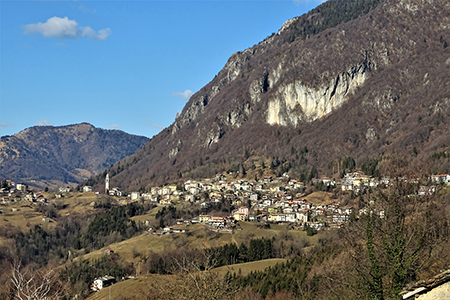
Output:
[[105, 173, 110, 194]]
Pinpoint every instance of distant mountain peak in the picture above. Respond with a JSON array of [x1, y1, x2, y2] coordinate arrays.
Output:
[[0, 123, 149, 189]]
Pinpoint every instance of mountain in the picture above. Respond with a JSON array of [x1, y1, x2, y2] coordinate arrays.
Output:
[[0, 123, 149, 189], [93, 0, 450, 191]]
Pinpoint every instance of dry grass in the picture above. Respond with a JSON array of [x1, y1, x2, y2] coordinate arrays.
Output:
[[234, 221, 318, 244], [73, 224, 236, 263], [212, 258, 287, 277], [0, 203, 55, 232], [86, 274, 172, 300], [130, 205, 162, 223], [73, 221, 319, 266], [53, 192, 108, 216], [303, 191, 337, 206], [84, 259, 288, 300], [0, 192, 111, 233]]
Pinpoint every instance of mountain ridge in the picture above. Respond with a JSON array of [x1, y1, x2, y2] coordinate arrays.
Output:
[[0, 123, 149, 189], [90, 0, 450, 191]]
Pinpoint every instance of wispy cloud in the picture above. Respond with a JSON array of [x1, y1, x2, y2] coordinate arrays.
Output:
[[143, 121, 164, 131], [35, 119, 53, 126], [0, 122, 10, 127], [24, 16, 111, 40], [78, 4, 97, 14], [107, 124, 122, 130], [172, 90, 193, 100]]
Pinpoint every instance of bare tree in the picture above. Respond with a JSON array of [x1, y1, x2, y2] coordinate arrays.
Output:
[[141, 251, 239, 300], [9, 263, 63, 300]]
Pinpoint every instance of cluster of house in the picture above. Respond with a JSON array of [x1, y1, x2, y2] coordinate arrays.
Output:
[[338, 172, 446, 196], [221, 199, 380, 230], [126, 176, 305, 205], [117, 170, 445, 231], [339, 172, 380, 192], [156, 197, 386, 232], [431, 174, 450, 184], [0, 180, 48, 205]]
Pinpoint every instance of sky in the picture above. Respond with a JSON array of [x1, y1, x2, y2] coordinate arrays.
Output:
[[1, 0, 325, 139]]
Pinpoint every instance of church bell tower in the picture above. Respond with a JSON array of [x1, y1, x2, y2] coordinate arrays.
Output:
[[105, 173, 110, 194]]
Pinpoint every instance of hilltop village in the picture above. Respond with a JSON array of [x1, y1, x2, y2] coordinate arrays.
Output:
[[2, 171, 444, 233], [80, 171, 443, 234]]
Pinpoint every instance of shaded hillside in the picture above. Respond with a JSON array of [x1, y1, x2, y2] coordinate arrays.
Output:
[[93, 0, 450, 191], [0, 123, 148, 188]]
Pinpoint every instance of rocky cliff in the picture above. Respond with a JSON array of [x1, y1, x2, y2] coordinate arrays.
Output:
[[92, 0, 450, 191]]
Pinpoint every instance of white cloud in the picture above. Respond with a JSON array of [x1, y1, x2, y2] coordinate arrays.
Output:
[[81, 27, 112, 41], [172, 90, 193, 100], [107, 124, 122, 130], [35, 119, 53, 126], [24, 16, 111, 40], [78, 4, 97, 14], [0, 122, 10, 127]]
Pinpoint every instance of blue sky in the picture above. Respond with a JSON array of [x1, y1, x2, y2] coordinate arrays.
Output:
[[1, 0, 324, 138]]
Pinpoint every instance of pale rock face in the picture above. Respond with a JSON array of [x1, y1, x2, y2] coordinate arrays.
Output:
[[168, 140, 182, 158], [228, 111, 241, 128], [249, 80, 262, 103], [277, 17, 300, 35], [178, 95, 208, 127], [204, 124, 222, 148], [171, 122, 180, 135], [367, 88, 401, 112], [366, 127, 378, 142], [249, 71, 269, 103], [223, 48, 253, 84], [269, 63, 283, 87], [430, 98, 450, 114], [267, 63, 369, 126], [169, 147, 179, 158], [211, 85, 220, 98]]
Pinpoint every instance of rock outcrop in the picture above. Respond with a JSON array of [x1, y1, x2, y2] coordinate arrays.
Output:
[[91, 0, 450, 190]]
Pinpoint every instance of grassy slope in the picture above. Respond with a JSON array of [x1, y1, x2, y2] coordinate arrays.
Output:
[[0, 192, 106, 247], [74, 221, 318, 264], [212, 258, 287, 277], [0, 192, 114, 232], [83, 273, 172, 300], [86, 258, 289, 300], [303, 191, 337, 206]]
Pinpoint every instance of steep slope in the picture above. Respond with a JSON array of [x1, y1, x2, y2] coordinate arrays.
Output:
[[0, 123, 149, 188], [94, 0, 450, 191]]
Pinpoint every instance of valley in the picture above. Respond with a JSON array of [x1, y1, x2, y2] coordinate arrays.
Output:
[[1, 0, 450, 298]]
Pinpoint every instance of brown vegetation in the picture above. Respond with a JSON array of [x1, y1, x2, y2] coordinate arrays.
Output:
[[0, 123, 148, 189], [88, 0, 450, 193]]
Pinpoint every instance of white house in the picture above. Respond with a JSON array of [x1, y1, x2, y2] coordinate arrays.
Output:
[[249, 193, 259, 201], [131, 192, 140, 200], [285, 212, 297, 223], [296, 210, 309, 223], [91, 276, 115, 292], [83, 186, 92, 192]]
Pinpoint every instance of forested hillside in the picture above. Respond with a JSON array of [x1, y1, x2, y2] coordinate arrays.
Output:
[[88, 0, 450, 192], [0, 123, 148, 189]]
